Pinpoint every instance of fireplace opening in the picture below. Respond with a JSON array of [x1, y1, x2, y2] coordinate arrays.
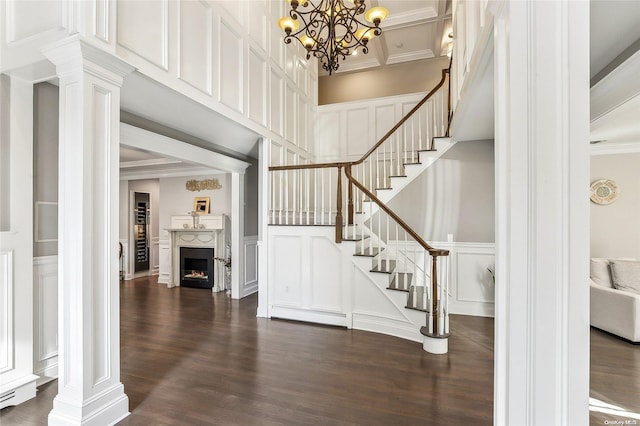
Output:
[[180, 247, 214, 289]]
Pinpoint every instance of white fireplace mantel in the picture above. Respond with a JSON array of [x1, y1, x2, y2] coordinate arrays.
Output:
[[166, 214, 228, 292]]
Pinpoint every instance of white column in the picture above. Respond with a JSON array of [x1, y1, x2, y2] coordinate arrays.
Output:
[[231, 172, 245, 299], [42, 36, 134, 426], [492, 1, 590, 425], [257, 138, 269, 317], [0, 76, 38, 408]]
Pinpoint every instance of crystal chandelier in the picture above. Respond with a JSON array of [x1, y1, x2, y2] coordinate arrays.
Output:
[[278, 0, 389, 75]]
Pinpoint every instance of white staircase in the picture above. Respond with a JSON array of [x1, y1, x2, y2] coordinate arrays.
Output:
[[268, 70, 452, 353]]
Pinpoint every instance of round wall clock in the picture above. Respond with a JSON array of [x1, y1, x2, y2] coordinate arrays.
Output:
[[590, 179, 619, 205]]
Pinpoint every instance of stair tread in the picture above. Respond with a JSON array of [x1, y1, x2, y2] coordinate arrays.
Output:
[[375, 187, 392, 191], [389, 175, 408, 178], [370, 259, 396, 274], [418, 149, 437, 152], [354, 247, 383, 257], [403, 162, 422, 166], [389, 272, 413, 291], [343, 234, 370, 241]]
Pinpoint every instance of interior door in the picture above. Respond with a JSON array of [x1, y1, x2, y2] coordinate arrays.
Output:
[[134, 192, 150, 273]]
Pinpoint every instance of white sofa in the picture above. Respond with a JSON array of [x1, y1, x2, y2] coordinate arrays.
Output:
[[590, 258, 640, 343]]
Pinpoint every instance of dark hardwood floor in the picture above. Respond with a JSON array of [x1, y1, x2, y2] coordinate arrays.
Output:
[[1, 276, 638, 425]]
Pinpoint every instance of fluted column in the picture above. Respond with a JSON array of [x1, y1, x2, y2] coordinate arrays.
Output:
[[42, 36, 134, 426]]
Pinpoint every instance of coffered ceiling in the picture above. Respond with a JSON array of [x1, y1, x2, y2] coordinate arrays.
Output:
[[319, 0, 452, 75]]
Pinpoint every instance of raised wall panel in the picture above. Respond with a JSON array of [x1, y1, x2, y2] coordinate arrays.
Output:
[[269, 69, 284, 136], [316, 111, 340, 160], [297, 99, 308, 151], [248, 48, 267, 126], [92, 87, 110, 386], [6, 0, 64, 43], [296, 60, 309, 97], [0, 251, 12, 373], [456, 252, 495, 303], [117, 0, 168, 69], [310, 237, 342, 311], [273, 236, 302, 306], [246, 1, 268, 53], [217, 1, 243, 26], [346, 108, 370, 157], [270, 141, 283, 166], [243, 236, 258, 296], [179, 0, 212, 94], [269, 18, 285, 70], [94, 0, 109, 42], [218, 18, 243, 113], [34, 258, 58, 373], [285, 84, 296, 143], [375, 104, 396, 141]]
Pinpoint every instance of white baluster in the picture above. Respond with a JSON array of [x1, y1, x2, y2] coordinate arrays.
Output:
[[411, 116, 415, 162], [321, 168, 325, 225], [422, 250, 428, 309], [328, 169, 332, 225], [417, 109, 422, 151]]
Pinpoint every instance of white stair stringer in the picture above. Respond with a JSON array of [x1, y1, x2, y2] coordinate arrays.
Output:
[[350, 255, 426, 343], [374, 137, 455, 209], [267, 225, 426, 344]]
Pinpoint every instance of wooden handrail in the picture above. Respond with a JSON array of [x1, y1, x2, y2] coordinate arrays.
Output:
[[268, 66, 450, 173], [352, 68, 449, 166], [344, 166, 448, 257]]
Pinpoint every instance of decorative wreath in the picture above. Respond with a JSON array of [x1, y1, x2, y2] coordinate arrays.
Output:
[[590, 179, 619, 205]]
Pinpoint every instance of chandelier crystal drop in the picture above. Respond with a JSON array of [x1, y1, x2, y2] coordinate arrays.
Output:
[[278, 0, 389, 75]]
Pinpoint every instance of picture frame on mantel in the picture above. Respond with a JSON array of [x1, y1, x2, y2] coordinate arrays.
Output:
[[193, 197, 210, 214]]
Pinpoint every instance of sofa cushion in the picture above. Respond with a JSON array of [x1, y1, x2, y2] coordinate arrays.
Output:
[[591, 258, 614, 288], [610, 260, 640, 295]]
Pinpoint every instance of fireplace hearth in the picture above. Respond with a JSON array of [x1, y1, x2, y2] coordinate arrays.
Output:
[[180, 247, 214, 289]]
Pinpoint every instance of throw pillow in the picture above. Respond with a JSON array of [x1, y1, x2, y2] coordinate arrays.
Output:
[[610, 260, 640, 295], [590, 258, 613, 288]]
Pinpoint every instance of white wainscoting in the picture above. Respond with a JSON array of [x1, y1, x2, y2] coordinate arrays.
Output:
[[157, 239, 170, 284], [243, 235, 258, 298], [0, 250, 12, 375], [119, 239, 129, 280], [151, 236, 160, 275], [267, 226, 426, 340], [33, 256, 58, 386], [423, 241, 495, 317], [316, 91, 448, 163], [267, 226, 495, 344]]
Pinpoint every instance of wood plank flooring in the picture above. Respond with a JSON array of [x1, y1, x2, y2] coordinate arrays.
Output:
[[1, 276, 638, 425]]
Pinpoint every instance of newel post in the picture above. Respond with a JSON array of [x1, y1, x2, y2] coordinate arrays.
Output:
[[335, 166, 343, 243], [346, 164, 354, 225]]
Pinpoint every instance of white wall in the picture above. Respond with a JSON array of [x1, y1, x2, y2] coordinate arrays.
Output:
[[590, 152, 640, 260], [388, 140, 495, 243], [158, 174, 230, 235], [315, 90, 448, 163], [33, 82, 58, 258]]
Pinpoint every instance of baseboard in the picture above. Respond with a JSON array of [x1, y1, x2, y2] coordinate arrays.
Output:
[[0, 374, 38, 409], [352, 312, 423, 343], [242, 280, 258, 298], [270, 306, 348, 327], [35, 362, 58, 387], [49, 383, 129, 426]]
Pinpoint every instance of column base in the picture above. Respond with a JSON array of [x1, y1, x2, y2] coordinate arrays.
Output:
[[48, 383, 129, 426], [423, 336, 448, 354], [0, 374, 38, 409]]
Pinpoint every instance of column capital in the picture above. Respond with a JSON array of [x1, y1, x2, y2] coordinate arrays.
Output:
[[42, 35, 135, 86]]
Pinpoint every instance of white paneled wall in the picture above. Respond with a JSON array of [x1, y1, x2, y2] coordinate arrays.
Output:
[[33, 256, 58, 385], [243, 235, 258, 297], [316, 92, 432, 162], [1, 0, 317, 166], [450, 0, 492, 113]]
